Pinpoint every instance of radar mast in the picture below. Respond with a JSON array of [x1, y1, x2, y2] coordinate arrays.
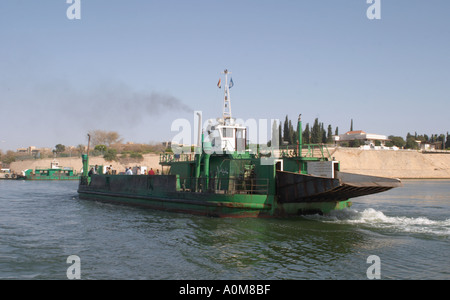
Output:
[[221, 69, 232, 125]]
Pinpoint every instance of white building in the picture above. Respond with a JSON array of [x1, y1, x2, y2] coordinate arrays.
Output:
[[334, 130, 390, 147]]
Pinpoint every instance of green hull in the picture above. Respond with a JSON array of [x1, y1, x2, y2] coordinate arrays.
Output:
[[78, 188, 272, 217], [26, 175, 80, 180], [25, 164, 80, 181], [78, 190, 352, 217], [77, 173, 353, 217]]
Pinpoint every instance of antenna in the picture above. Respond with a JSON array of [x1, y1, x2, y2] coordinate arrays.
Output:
[[221, 69, 232, 124]]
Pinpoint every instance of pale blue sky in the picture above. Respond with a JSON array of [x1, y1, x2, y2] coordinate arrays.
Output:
[[1, 0, 449, 151]]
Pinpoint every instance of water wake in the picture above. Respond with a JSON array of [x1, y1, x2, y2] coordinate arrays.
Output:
[[310, 208, 450, 237]]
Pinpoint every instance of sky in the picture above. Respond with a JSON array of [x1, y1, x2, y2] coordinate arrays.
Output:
[[1, 0, 449, 151]]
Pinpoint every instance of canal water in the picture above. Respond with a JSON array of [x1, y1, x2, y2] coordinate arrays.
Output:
[[0, 179, 448, 280]]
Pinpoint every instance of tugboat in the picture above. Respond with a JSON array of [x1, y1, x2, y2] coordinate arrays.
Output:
[[78, 70, 401, 217]]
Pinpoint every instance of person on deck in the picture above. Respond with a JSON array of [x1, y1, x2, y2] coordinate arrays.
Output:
[[126, 167, 133, 175]]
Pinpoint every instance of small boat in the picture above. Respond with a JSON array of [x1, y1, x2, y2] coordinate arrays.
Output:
[[0, 168, 21, 180], [24, 160, 80, 180]]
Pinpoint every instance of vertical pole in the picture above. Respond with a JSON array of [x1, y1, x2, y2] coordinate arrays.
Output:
[[222, 69, 232, 123], [195, 132, 204, 192], [82, 133, 91, 178], [196, 111, 202, 153], [298, 114, 302, 158], [82, 154, 89, 177]]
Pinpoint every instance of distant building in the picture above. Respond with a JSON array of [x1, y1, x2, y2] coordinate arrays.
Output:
[[334, 130, 390, 147], [16, 146, 52, 158], [416, 141, 442, 151], [16, 146, 38, 154]]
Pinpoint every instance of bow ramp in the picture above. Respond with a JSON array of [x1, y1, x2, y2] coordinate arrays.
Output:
[[276, 170, 402, 203]]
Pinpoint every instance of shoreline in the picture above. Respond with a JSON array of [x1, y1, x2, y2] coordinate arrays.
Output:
[[9, 148, 450, 180]]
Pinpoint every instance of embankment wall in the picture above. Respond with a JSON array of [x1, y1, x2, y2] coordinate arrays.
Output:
[[332, 148, 450, 179], [10, 149, 450, 179], [10, 155, 161, 175]]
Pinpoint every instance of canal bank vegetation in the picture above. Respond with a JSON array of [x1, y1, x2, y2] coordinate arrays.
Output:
[[3, 123, 450, 167], [277, 115, 450, 150], [87, 130, 165, 164], [1, 130, 165, 166]]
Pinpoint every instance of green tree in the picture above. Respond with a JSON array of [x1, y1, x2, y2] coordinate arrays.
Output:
[[288, 119, 295, 145], [387, 136, 406, 148], [405, 133, 418, 149], [445, 131, 450, 149], [303, 123, 310, 144], [94, 144, 107, 154], [278, 123, 282, 146], [437, 134, 445, 149], [327, 124, 333, 144], [103, 148, 118, 162], [311, 118, 321, 143], [283, 115, 289, 144], [321, 123, 327, 143], [55, 144, 65, 154], [2, 150, 16, 164]]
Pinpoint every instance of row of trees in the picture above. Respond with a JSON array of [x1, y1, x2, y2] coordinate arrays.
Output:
[[275, 115, 450, 150], [86, 130, 164, 162], [0, 150, 17, 165], [0, 130, 164, 165], [3, 123, 450, 166], [402, 132, 450, 150], [273, 115, 338, 146]]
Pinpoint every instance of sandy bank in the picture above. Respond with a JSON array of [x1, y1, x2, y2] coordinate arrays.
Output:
[[332, 148, 450, 179], [10, 149, 450, 179], [11, 154, 162, 175]]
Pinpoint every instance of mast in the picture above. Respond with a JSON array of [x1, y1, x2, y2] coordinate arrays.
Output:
[[297, 114, 302, 158], [222, 69, 232, 124]]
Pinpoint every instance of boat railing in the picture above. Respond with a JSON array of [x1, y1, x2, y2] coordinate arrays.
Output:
[[160, 153, 196, 163], [303, 144, 332, 159], [179, 177, 269, 195], [279, 144, 332, 160]]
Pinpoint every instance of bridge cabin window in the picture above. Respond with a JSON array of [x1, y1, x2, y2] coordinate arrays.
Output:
[[236, 128, 246, 152]]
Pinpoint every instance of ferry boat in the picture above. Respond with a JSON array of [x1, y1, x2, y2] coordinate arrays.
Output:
[[78, 70, 401, 217], [24, 160, 80, 180]]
